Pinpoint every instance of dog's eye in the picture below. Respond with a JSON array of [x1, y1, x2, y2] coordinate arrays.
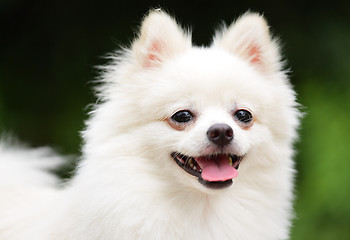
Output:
[[234, 109, 253, 124], [171, 110, 193, 123]]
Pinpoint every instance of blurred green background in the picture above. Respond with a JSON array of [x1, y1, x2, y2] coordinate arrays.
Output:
[[1, 0, 349, 239]]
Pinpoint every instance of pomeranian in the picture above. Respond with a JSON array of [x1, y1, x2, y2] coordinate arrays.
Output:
[[0, 10, 300, 240]]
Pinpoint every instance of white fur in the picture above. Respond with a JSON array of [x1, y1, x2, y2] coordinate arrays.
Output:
[[0, 10, 300, 240]]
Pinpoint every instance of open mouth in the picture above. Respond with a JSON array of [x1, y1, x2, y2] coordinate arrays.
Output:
[[171, 152, 243, 189]]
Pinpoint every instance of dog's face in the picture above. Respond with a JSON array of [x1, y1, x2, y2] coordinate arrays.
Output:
[[132, 49, 278, 190], [165, 53, 262, 189], [92, 11, 299, 192]]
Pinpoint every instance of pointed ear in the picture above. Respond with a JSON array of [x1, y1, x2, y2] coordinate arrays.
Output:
[[132, 10, 191, 68], [213, 13, 281, 73]]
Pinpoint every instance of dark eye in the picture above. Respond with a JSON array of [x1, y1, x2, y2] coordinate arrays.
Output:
[[171, 110, 193, 123], [234, 109, 253, 124]]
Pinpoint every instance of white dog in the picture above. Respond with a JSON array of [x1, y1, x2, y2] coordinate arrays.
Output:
[[0, 10, 300, 240]]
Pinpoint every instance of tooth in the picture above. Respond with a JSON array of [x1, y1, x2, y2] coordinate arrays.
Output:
[[188, 158, 193, 165], [228, 156, 233, 166], [193, 166, 197, 171]]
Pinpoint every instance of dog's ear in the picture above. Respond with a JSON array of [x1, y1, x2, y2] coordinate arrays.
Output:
[[213, 13, 281, 73], [132, 9, 191, 68]]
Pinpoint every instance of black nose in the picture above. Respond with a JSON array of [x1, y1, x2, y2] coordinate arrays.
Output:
[[207, 123, 234, 147]]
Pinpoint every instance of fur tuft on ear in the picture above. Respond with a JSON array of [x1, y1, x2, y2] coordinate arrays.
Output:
[[132, 9, 191, 68], [213, 13, 282, 74]]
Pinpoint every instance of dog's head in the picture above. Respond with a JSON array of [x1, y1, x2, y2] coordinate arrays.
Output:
[[88, 10, 299, 192]]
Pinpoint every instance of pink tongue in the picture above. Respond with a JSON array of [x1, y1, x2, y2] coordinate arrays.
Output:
[[196, 155, 238, 181]]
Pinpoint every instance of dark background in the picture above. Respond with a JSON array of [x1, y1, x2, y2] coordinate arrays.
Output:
[[1, 0, 350, 239]]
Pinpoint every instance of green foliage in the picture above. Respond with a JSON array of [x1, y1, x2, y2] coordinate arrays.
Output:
[[292, 76, 350, 239], [288, 17, 350, 239]]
